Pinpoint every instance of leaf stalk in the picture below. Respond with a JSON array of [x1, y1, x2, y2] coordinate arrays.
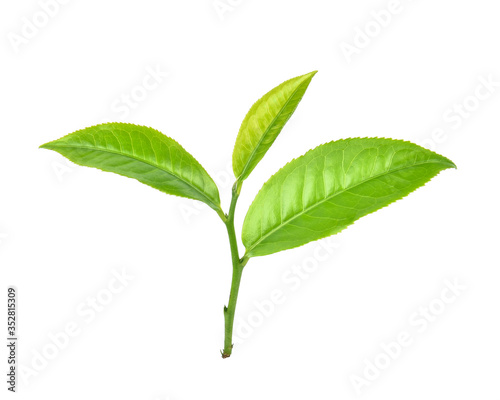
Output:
[[222, 181, 244, 358]]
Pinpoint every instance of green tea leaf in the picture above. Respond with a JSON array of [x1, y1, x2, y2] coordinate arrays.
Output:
[[40, 123, 223, 216], [232, 71, 317, 182], [242, 138, 456, 258]]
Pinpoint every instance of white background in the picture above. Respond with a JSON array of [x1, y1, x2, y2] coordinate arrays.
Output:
[[1, 0, 499, 399]]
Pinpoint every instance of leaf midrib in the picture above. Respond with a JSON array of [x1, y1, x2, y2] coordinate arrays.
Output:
[[237, 78, 309, 180], [245, 159, 450, 256], [47, 143, 221, 211]]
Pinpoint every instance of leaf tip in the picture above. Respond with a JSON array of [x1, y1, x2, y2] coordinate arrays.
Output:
[[432, 153, 456, 171], [39, 142, 52, 150], [302, 70, 318, 81]]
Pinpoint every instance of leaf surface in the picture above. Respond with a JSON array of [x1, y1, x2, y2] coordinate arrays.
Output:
[[242, 138, 456, 257], [41, 123, 222, 215], [232, 71, 317, 181]]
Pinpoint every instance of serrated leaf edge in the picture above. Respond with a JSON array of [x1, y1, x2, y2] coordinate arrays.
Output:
[[243, 137, 456, 258], [40, 122, 223, 215], [233, 71, 318, 181]]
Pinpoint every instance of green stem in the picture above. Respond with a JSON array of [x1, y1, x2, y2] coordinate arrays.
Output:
[[222, 181, 245, 358]]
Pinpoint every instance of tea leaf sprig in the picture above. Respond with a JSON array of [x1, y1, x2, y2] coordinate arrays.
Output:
[[41, 71, 455, 358]]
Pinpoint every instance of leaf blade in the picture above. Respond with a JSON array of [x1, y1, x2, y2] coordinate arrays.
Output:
[[41, 123, 223, 215], [232, 71, 317, 182], [242, 138, 456, 258]]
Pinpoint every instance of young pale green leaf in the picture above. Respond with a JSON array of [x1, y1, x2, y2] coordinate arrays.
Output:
[[40, 123, 223, 216], [232, 71, 317, 182], [242, 138, 456, 258]]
